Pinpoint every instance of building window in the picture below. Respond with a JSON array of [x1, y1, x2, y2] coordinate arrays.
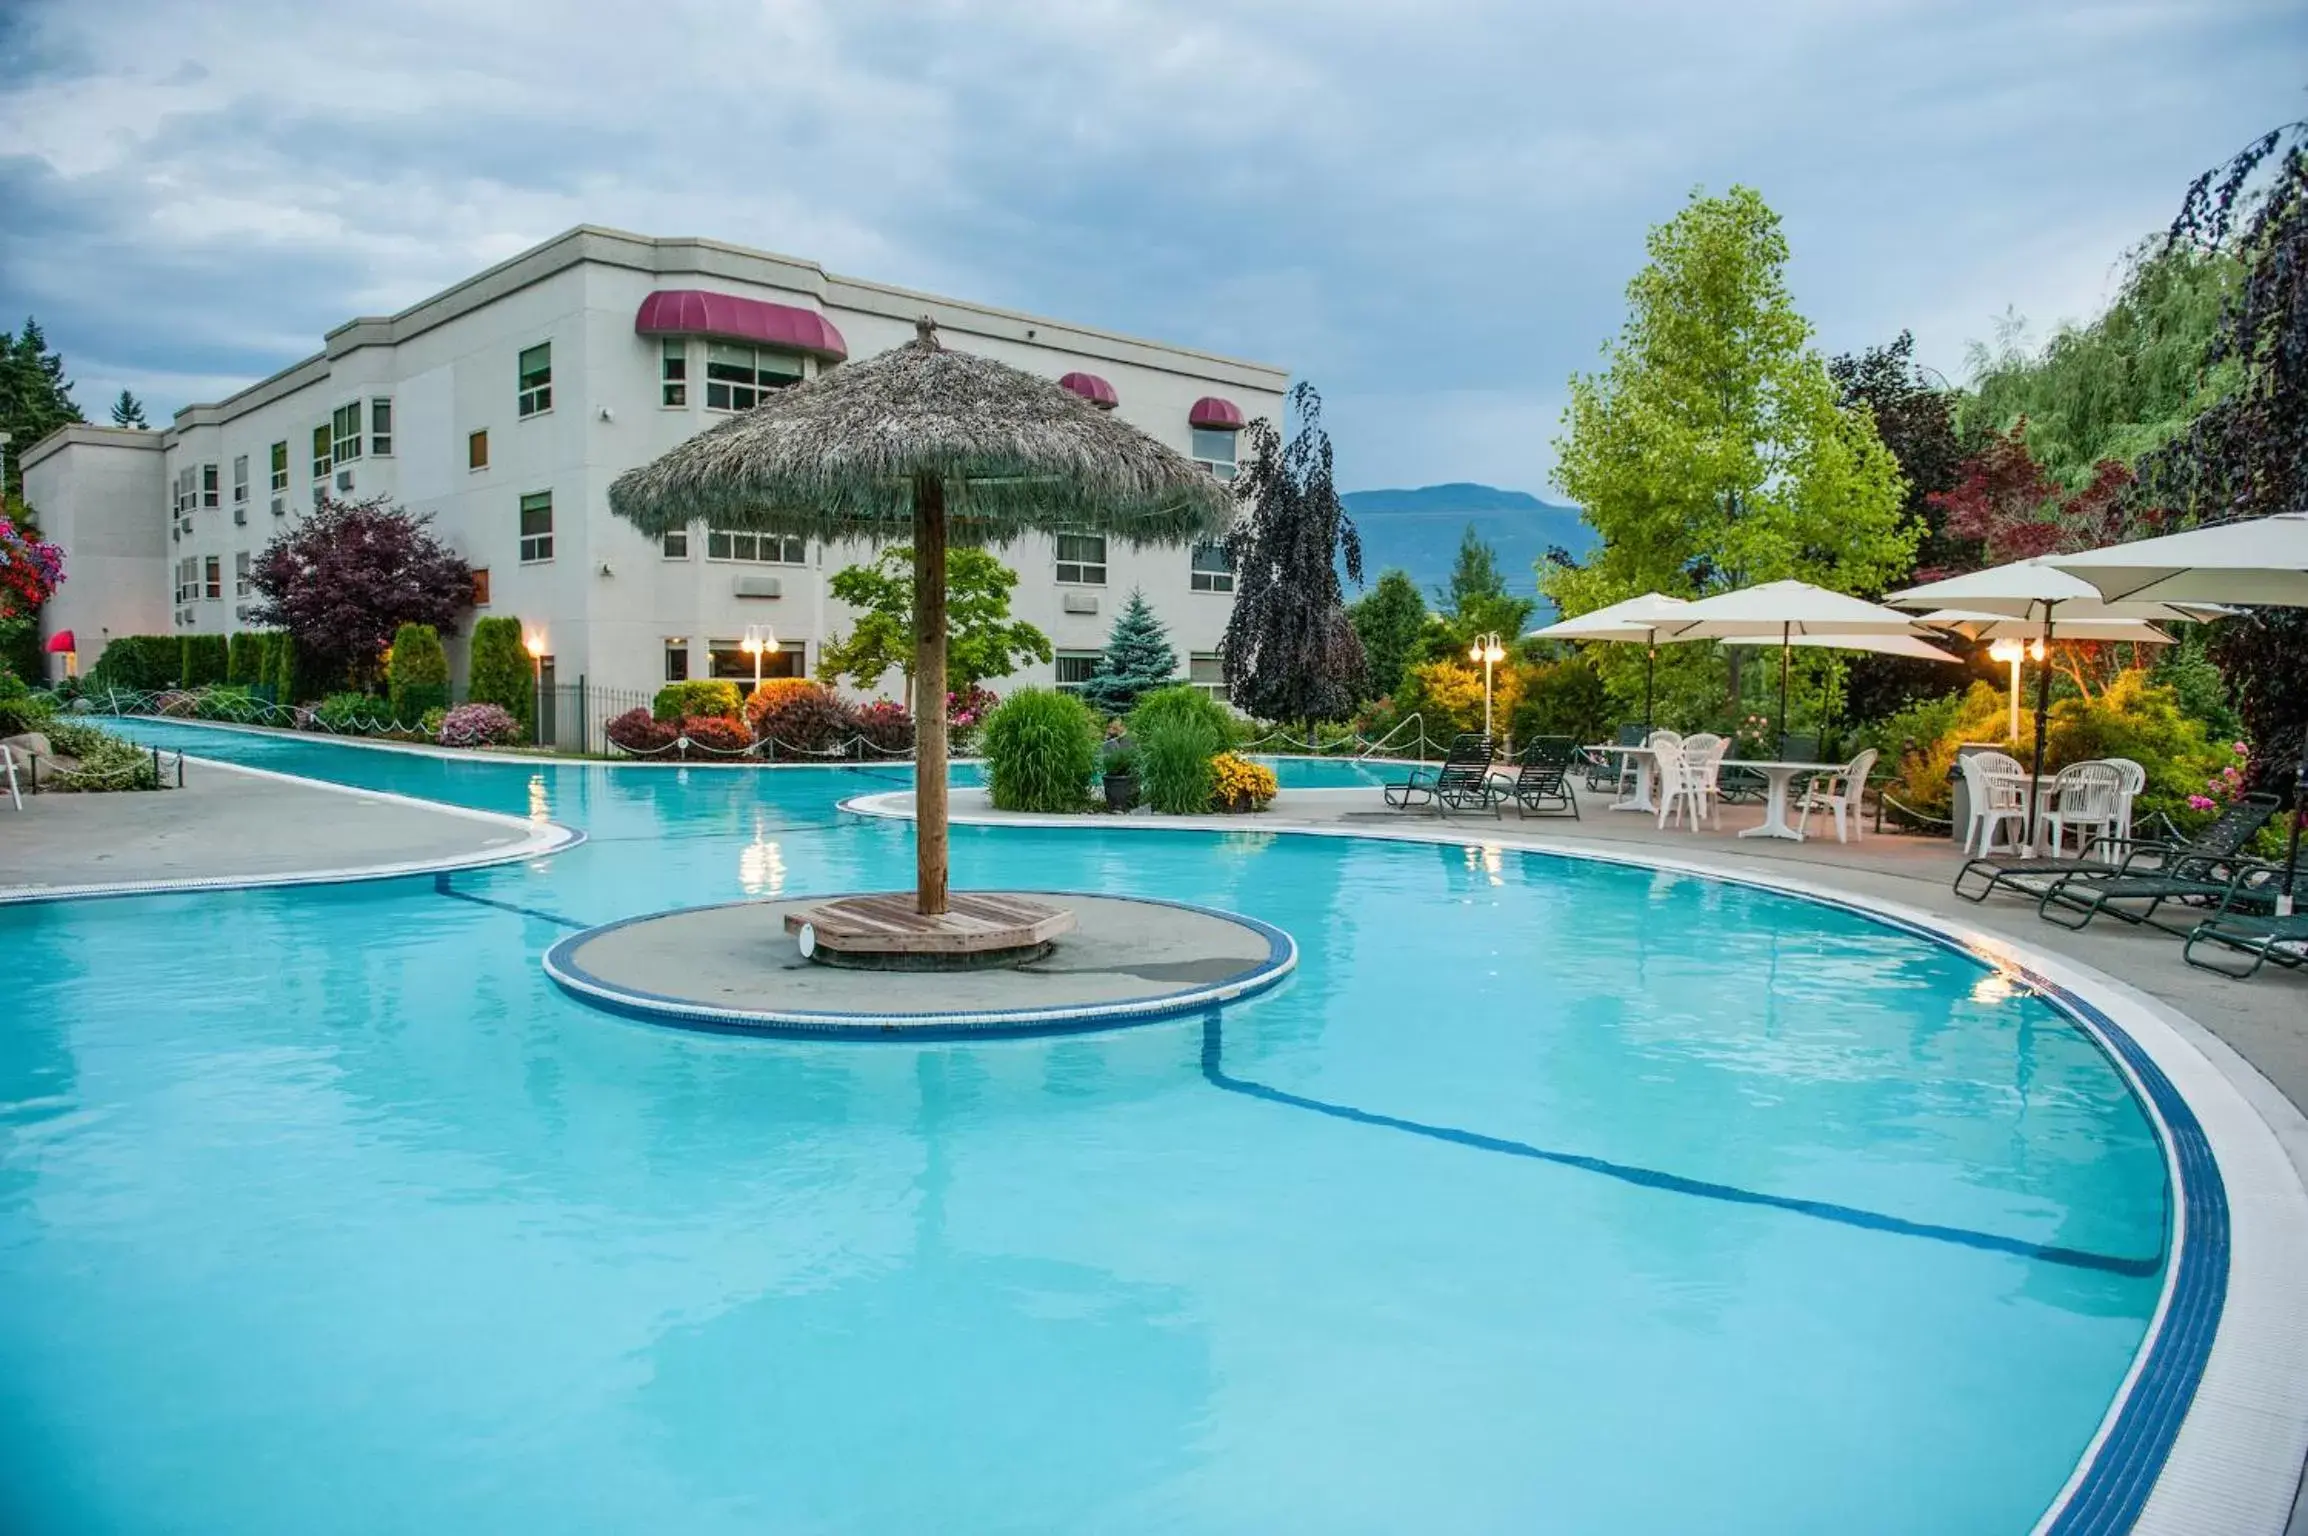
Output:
[[201, 462, 220, 507], [1054, 651, 1101, 693], [661, 339, 688, 407], [204, 555, 222, 600], [173, 466, 196, 515], [662, 527, 690, 559], [664, 638, 691, 682], [331, 402, 363, 465], [174, 557, 198, 603], [468, 429, 489, 471], [269, 441, 288, 493], [706, 528, 805, 564], [519, 490, 554, 563], [704, 342, 802, 411], [1190, 651, 1225, 701], [1190, 539, 1235, 594], [517, 342, 552, 417], [370, 397, 393, 456], [1055, 532, 1106, 585], [312, 425, 332, 482], [471, 568, 491, 606], [1191, 427, 1238, 481], [234, 551, 252, 596], [709, 638, 805, 681], [232, 455, 250, 505]]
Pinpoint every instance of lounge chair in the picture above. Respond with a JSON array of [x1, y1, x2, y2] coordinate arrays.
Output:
[[1954, 792, 2279, 905], [1383, 733, 1500, 817], [1492, 736, 1580, 818], [1585, 724, 1645, 792], [2036, 847, 2286, 936], [2184, 907, 2308, 979]]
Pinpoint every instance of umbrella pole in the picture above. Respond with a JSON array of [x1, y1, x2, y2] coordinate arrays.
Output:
[[1643, 642, 1655, 732], [2283, 719, 2305, 916], [1776, 623, 1790, 752], [913, 474, 949, 916], [2027, 609, 2057, 856]]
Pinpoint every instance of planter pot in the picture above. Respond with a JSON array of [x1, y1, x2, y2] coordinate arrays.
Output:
[[1102, 771, 1139, 811]]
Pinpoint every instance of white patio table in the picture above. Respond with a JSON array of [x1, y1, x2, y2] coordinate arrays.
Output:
[[1718, 758, 1845, 841], [1584, 743, 1660, 813]]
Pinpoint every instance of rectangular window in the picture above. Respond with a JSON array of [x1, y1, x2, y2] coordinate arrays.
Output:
[[201, 462, 220, 507], [661, 339, 688, 407], [331, 401, 363, 465], [1190, 651, 1225, 701], [369, 397, 393, 456], [173, 466, 195, 515], [234, 550, 252, 595], [664, 638, 691, 682], [270, 440, 289, 492], [174, 557, 198, 603], [704, 342, 803, 411], [1189, 539, 1235, 593], [1055, 531, 1106, 585], [709, 638, 805, 680], [518, 490, 554, 563], [232, 455, 250, 504], [517, 342, 552, 417], [468, 429, 489, 471], [662, 527, 690, 559], [705, 528, 806, 564], [471, 568, 491, 606], [312, 424, 332, 481], [204, 555, 222, 600], [1054, 651, 1102, 693], [1191, 427, 1239, 481]]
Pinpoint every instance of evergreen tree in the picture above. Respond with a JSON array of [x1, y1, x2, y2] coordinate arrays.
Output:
[[1349, 569, 1428, 700], [1444, 525, 1506, 612], [1078, 588, 1178, 715], [110, 390, 149, 428], [0, 317, 85, 498]]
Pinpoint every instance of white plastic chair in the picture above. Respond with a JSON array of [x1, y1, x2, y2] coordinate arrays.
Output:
[[2104, 757, 2146, 843], [1654, 736, 1710, 833], [2044, 760, 2125, 858], [1632, 730, 1681, 812], [1958, 750, 2029, 856], [1795, 747, 1878, 844], [1, 744, 21, 811], [1679, 732, 1730, 827]]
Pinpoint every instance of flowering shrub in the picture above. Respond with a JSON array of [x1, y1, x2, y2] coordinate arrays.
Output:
[[677, 714, 752, 756], [0, 517, 65, 618], [2187, 741, 2251, 813], [437, 702, 523, 748], [747, 679, 856, 754], [1209, 752, 1278, 812], [606, 707, 677, 755], [851, 699, 915, 754], [947, 684, 999, 730]]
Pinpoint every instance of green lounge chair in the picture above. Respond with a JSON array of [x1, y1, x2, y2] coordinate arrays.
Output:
[[2184, 908, 2308, 979], [2037, 849, 2286, 936], [1954, 793, 2279, 905], [1493, 736, 1580, 819], [1383, 733, 1499, 817]]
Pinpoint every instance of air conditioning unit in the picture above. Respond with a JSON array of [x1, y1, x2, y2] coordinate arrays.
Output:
[[271, 497, 286, 517], [171, 526, 180, 543], [233, 507, 247, 526], [733, 574, 784, 599], [1062, 591, 1099, 614], [335, 470, 354, 492]]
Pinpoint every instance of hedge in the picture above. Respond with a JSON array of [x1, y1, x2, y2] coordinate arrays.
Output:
[[88, 634, 179, 691], [179, 634, 229, 688], [388, 622, 451, 725], [652, 679, 743, 722], [467, 616, 532, 733]]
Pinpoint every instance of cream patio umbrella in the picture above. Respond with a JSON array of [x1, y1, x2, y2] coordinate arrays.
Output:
[[609, 318, 1231, 919], [1527, 592, 1693, 731], [1649, 580, 1938, 748]]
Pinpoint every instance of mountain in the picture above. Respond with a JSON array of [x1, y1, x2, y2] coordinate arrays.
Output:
[[1339, 483, 1595, 612]]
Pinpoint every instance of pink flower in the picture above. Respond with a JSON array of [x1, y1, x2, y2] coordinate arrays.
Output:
[[2235, 742, 2250, 756], [2187, 794, 2218, 812], [2222, 766, 2241, 783]]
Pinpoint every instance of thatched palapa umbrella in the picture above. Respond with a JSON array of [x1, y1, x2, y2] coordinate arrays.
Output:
[[609, 318, 1233, 918]]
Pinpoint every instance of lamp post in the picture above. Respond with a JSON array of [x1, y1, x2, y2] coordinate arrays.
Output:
[[739, 624, 776, 691], [1986, 636, 2045, 745], [1467, 631, 1506, 739], [523, 630, 546, 747]]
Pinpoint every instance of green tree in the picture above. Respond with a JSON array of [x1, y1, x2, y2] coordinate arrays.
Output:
[[1444, 524, 1504, 611], [0, 317, 84, 498], [1545, 185, 1915, 717], [1349, 569, 1428, 700], [109, 389, 149, 429], [1078, 588, 1177, 715], [466, 615, 533, 731], [387, 622, 450, 722], [816, 545, 1052, 697]]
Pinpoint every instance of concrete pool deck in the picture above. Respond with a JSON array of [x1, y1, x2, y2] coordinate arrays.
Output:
[[0, 756, 577, 902]]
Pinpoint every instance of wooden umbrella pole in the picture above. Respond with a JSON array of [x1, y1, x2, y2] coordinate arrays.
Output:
[[913, 473, 950, 916]]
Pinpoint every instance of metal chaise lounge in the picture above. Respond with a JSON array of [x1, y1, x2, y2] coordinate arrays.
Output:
[[1383, 733, 1500, 817], [2036, 847, 2287, 936], [1953, 793, 2280, 905], [1493, 736, 1580, 819], [2185, 907, 2308, 980]]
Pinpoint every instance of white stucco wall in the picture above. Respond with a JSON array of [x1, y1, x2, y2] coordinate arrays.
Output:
[[21, 426, 170, 680]]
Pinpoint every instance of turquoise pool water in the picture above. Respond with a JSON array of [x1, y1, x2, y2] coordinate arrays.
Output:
[[1, 722, 2170, 1534]]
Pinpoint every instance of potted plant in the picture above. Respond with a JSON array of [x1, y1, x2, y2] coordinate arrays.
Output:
[[1100, 735, 1141, 811]]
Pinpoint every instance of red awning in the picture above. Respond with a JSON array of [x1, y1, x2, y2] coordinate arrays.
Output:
[[634, 290, 848, 361], [45, 630, 75, 653], [1058, 371, 1118, 409], [1188, 396, 1244, 429]]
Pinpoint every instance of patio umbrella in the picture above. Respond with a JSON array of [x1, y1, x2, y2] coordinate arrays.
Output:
[[609, 317, 1232, 915], [1651, 580, 1934, 747], [2050, 513, 2308, 908], [1527, 592, 1693, 731]]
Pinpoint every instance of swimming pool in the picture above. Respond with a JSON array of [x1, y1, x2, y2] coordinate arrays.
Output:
[[1, 721, 2175, 1533]]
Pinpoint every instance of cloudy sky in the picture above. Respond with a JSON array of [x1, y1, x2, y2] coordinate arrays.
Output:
[[2, 1, 2302, 494]]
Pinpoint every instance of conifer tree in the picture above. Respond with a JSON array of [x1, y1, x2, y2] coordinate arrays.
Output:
[[1079, 588, 1178, 714], [110, 390, 148, 428], [0, 317, 85, 497]]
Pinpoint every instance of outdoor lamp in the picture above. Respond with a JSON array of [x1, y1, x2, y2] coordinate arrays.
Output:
[[740, 625, 776, 689], [1469, 631, 1507, 737], [1988, 638, 2026, 743]]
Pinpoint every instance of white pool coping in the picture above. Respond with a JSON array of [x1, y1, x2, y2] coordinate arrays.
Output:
[[841, 788, 2308, 1536]]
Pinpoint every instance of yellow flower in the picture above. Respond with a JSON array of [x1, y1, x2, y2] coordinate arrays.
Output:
[[1209, 752, 1278, 812]]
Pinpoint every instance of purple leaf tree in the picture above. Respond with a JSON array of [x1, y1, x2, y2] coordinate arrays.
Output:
[[249, 495, 472, 692]]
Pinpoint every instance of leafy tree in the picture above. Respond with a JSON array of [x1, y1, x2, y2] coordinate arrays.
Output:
[[1349, 569, 1428, 700], [1078, 587, 1177, 715], [1220, 381, 1366, 723], [109, 390, 148, 429], [1829, 330, 1965, 576], [816, 545, 1052, 696], [387, 622, 451, 722], [1545, 185, 1915, 718], [0, 318, 84, 498], [1444, 524, 1505, 611], [248, 494, 471, 692], [466, 616, 533, 731]]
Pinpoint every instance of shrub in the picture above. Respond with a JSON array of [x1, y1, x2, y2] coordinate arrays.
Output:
[[746, 679, 856, 755], [387, 622, 451, 725], [606, 707, 677, 755], [226, 631, 262, 686], [0, 671, 54, 736], [1210, 752, 1278, 812], [677, 714, 752, 756], [41, 719, 160, 791], [851, 698, 915, 755], [152, 689, 200, 718], [981, 687, 1099, 812], [2044, 672, 2230, 830], [192, 685, 258, 721], [270, 630, 299, 705], [652, 679, 744, 723], [179, 633, 228, 687], [1129, 685, 1233, 814], [312, 692, 387, 733], [1866, 683, 2006, 824], [419, 705, 448, 737], [437, 702, 523, 749], [947, 683, 999, 730], [87, 634, 179, 692], [1509, 656, 1611, 748], [466, 616, 533, 733]]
